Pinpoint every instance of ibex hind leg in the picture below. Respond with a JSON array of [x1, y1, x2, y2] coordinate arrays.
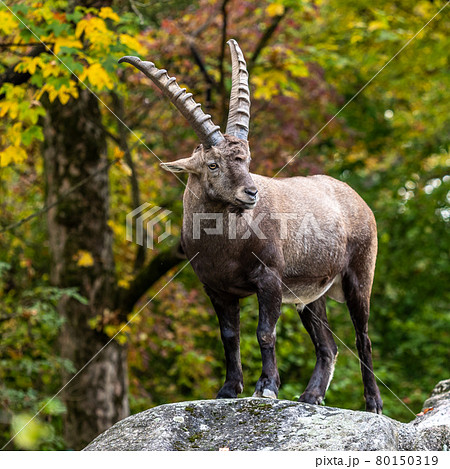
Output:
[[342, 268, 383, 414], [297, 296, 338, 405]]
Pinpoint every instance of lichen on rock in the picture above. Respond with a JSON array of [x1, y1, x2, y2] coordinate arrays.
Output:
[[84, 380, 450, 451]]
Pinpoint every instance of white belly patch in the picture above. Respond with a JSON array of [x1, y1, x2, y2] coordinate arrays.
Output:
[[281, 274, 346, 305]]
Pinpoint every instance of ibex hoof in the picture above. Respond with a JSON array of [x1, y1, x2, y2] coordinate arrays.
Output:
[[253, 389, 277, 399], [262, 389, 277, 399], [299, 392, 324, 405], [366, 396, 383, 414]]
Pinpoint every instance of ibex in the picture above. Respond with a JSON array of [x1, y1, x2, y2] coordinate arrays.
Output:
[[119, 39, 383, 413]]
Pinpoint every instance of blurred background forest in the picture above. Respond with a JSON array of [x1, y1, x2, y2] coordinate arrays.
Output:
[[0, 0, 449, 450]]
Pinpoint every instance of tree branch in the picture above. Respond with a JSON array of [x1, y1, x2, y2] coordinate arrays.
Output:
[[0, 42, 54, 48], [190, 1, 224, 37], [0, 314, 18, 323], [129, 0, 145, 25], [248, 8, 289, 73], [125, 98, 157, 128], [182, 0, 228, 112], [0, 44, 47, 99], [186, 37, 216, 109], [116, 241, 185, 319], [111, 92, 146, 271]]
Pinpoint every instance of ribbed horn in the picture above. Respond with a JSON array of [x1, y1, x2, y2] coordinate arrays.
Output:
[[225, 39, 250, 140], [119, 56, 224, 147]]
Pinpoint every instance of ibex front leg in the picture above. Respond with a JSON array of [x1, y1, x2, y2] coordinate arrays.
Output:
[[206, 288, 244, 399], [253, 269, 282, 399]]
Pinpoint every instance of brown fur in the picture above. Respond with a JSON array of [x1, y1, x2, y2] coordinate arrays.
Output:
[[162, 134, 382, 413]]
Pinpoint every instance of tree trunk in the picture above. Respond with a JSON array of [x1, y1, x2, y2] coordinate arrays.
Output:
[[43, 89, 129, 449]]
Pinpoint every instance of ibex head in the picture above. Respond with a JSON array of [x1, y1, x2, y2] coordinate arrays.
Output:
[[119, 39, 258, 209]]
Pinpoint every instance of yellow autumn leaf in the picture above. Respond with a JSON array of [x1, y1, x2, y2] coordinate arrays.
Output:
[[368, 20, 386, 32], [414, 1, 433, 17], [107, 219, 118, 231], [0, 83, 25, 100], [118, 279, 130, 289], [350, 34, 363, 44], [57, 83, 79, 104], [57, 89, 71, 105], [252, 70, 288, 100], [41, 61, 63, 78], [29, 4, 53, 23], [2, 122, 24, 147], [54, 37, 83, 55], [107, 219, 126, 238], [0, 101, 19, 119], [104, 324, 130, 344], [287, 60, 309, 78], [75, 17, 112, 49], [99, 6, 120, 22], [76, 250, 94, 267], [127, 312, 141, 324], [76, 17, 105, 38], [113, 146, 125, 159], [266, 3, 285, 17], [14, 56, 44, 75], [79, 63, 114, 90], [252, 76, 273, 100], [0, 146, 27, 167], [104, 325, 117, 338], [365, 157, 379, 170], [35, 84, 52, 102], [119, 34, 145, 55], [88, 315, 102, 330], [115, 334, 128, 345], [35, 82, 79, 105], [0, 11, 19, 35]]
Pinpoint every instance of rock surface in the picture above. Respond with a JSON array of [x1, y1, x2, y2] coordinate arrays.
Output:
[[398, 379, 450, 451], [85, 379, 450, 451]]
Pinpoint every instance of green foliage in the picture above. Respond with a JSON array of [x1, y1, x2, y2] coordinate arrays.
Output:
[[0, 0, 448, 447], [0, 1, 147, 167], [317, 0, 449, 420], [0, 261, 88, 449]]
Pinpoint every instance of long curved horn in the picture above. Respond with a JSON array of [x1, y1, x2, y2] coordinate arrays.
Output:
[[225, 39, 250, 140], [119, 56, 224, 147]]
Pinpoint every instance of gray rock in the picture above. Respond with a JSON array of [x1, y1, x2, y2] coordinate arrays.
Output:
[[84, 398, 399, 451], [423, 379, 450, 410], [399, 379, 450, 451], [84, 380, 450, 451]]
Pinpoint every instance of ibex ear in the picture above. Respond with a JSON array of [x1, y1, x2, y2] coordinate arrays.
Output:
[[160, 156, 200, 174]]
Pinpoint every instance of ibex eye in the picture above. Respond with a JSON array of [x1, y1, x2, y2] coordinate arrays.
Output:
[[208, 163, 218, 170]]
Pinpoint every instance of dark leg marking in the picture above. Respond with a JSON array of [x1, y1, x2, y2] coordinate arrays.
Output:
[[253, 268, 282, 399], [206, 287, 243, 399], [297, 296, 338, 405], [342, 269, 383, 414]]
